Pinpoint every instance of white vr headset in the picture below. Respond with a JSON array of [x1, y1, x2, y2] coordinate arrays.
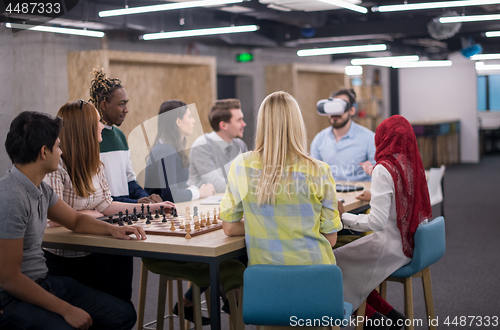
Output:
[[316, 98, 350, 116]]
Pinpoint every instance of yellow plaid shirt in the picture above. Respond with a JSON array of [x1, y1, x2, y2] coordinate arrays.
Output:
[[220, 152, 342, 266]]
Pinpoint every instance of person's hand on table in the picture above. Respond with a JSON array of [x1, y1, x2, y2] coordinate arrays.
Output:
[[360, 161, 374, 176], [356, 190, 371, 202], [109, 225, 147, 240], [337, 200, 345, 216], [199, 183, 215, 198], [138, 194, 162, 204]]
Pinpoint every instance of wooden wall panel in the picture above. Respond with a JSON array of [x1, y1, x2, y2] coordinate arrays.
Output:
[[67, 50, 216, 186], [265, 64, 295, 96]]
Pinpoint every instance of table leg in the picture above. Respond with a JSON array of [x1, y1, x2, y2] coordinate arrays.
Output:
[[209, 259, 221, 330]]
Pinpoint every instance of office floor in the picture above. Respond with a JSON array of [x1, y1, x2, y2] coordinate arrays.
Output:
[[131, 155, 500, 330]]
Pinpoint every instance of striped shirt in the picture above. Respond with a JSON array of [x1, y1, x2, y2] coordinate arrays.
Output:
[[43, 159, 112, 257], [220, 152, 343, 266]]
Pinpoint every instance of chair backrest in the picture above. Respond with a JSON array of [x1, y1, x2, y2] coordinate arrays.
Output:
[[243, 264, 345, 326], [410, 216, 446, 273], [427, 165, 446, 205]]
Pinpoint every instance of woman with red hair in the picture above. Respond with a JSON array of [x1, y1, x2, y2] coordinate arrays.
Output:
[[335, 115, 432, 330]]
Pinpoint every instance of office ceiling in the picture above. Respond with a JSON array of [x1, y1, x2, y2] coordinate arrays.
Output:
[[2, 0, 500, 60]]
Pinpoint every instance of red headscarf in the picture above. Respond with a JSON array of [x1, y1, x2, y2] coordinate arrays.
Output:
[[374, 115, 432, 258]]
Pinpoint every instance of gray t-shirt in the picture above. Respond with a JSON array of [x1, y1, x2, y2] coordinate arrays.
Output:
[[0, 166, 58, 290], [188, 132, 249, 193]]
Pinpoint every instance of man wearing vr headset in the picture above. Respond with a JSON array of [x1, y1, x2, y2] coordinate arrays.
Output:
[[311, 88, 376, 182]]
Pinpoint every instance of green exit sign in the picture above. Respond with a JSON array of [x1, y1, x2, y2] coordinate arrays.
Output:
[[236, 53, 254, 63]]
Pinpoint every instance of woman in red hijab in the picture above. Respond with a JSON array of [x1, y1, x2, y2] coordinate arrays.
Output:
[[335, 115, 432, 330]]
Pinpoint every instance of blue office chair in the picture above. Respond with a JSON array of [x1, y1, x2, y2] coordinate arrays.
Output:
[[380, 216, 446, 330], [243, 264, 353, 328]]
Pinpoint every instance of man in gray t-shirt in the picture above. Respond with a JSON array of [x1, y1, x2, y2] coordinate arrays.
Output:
[[0, 111, 147, 330], [188, 99, 248, 193]]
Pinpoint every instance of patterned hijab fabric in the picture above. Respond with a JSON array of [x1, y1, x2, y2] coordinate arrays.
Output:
[[374, 115, 432, 258]]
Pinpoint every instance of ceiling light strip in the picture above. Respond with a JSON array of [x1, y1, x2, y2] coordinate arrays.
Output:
[[373, 0, 500, 13], [476, 62, 500, 70], [99, 0, 244, 18], [142, 25, 259, 40], [5, 22, 104, 37], [486, 31, 500, 37], [297, 44, 387, 57], [471, 54, 500, 60], [318, 0, 368, 14], [351, 55, 419, 65], [392, 61, 453, 68], [440, 14, 500, 23]]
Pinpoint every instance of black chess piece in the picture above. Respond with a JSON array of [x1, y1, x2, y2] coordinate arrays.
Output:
[[162, 214, 167, 223], [146, 217, 151, 224], [108, 215, 114, 224], [155, 209, 159, 219], [170, 207, 174, 216], [125, 209, 129, 217], [127, 217, 133, 225], [118, 219, 124, 226], [118, 211, 123, 220], [193, 206, 198, 217], [160, 205, 164, 215], [147, 205, 150, 215], [174, 209, 178, 217], [140, 204, 146, 219]]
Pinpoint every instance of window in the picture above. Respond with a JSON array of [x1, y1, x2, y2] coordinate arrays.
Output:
[[478, 75, 500, 112]]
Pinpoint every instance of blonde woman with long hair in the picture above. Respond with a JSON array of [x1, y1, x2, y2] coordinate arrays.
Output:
[[220, 91, 342, 266]]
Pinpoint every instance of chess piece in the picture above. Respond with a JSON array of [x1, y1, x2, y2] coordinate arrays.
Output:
[[162, 214, 167, 223], [170, 220, 176, 231], [173, 208, 178, 217], [179, 219, 185, 230], [218, 207, 221, 220], [140, 204, 146, 219], [206, 211, 211, 226], [185, 225, 192, 239], [193, 206, 198, 217], [127, 217, 133, 225], [108, 215, 114, 224], [155, 209, 159, 219], [160, 205, 164, 215], [199, 213, 205, 228], [146, 217, 151, 225], [212, 212, 218, 225], [147, 204, 151, 215], [194, 215, 200, 230], [118, 211, 123, 220]]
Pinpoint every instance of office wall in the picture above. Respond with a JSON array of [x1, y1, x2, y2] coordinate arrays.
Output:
[[399, 52, 479, 163], [0, 27, 332, 174]]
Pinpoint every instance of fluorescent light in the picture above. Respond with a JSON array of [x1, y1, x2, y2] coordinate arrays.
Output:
[[318, 0, 368, 14], [373, 0, 500, 13], [5, 22, 104, 37], [471, 54, 500, 60], [297, 44, 387, 57], [345, 66, 363, 75], [440, 14, 500, 23], [486, 31, 500, 37], [475, 62, 500, 70], [99, 0, 244, 17], [142, 25, 259, 40], [392, 61, 452, 68], [267, 4, 292, 12], [351, 55, 419, 66]]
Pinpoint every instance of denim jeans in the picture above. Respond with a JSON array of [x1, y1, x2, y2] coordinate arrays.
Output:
[[0, 275, 136, 330]]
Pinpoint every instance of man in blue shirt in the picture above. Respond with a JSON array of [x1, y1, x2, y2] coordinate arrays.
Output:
[[310, 89, 376, 182]]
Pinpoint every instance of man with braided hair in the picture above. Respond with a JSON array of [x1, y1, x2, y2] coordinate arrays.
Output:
[[89, 69, 162, 204]]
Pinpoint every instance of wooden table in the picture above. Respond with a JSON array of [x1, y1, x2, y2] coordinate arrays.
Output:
[[42, 185, 370, 330]]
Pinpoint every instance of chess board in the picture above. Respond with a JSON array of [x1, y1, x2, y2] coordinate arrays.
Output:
[[99, 213, 223, 238]]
